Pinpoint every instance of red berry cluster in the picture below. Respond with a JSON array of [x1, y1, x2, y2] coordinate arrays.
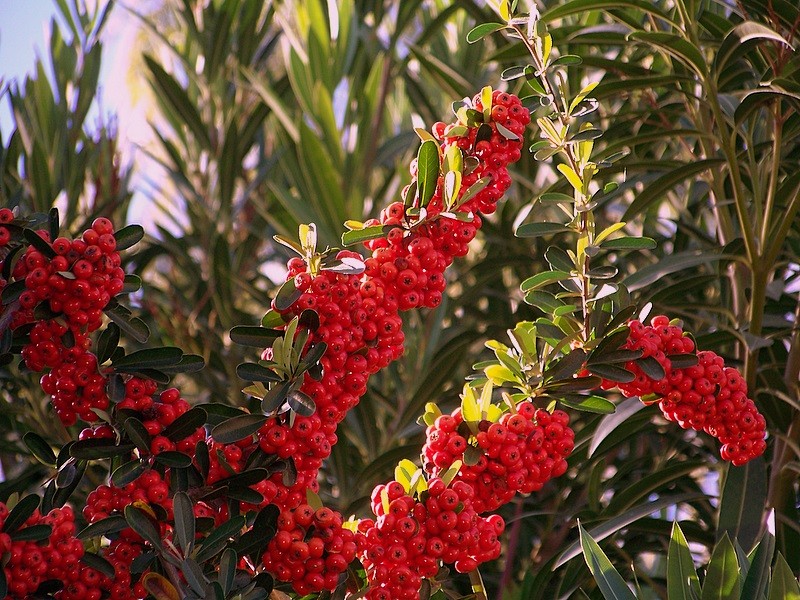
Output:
[[13, 217, 123, 332], [0, 504, 85, 600], [263, 504, 357, 595], [2, 216, 125, 426], [66, 538, 146, 600], [609, 315, 767, 465], [84, 469, 173, 523], [422, 402, 574, 513], [255, 91, 529, 515], [356, 478, 503, 600]]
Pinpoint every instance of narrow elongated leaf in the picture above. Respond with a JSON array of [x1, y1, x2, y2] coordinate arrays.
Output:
[[81, 552, 116, 578], [10, 524, 52, 541], [701, 534, 741, 600], [142, 572, 180, 600], [236, 362, 282, 382], [589, 397, 647, 457], [668, 522, 702, 600], [521, 270, 572, 291], [341, 225, 388, 246], [628, 31, 708, 76], [543, 0, 676, 26], [174, 491, 195, 556], [623, 159, 724, 220], [579, 524, 638, 600], [111, 460, 147, 488], [741, 531, 775, 600], [715, 21, 792, 74], [69, 439, 135, 460], [600, 236, 657, 250], [769, 553, 800, 600], [144, 55, 211, 149], [559, 395, 615, 414], [78, 515, 129, 539], [718, 457, 767, 551]]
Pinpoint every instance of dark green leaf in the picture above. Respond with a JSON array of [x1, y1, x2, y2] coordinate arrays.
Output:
[[124, 505, 163, 550], [273, 279, 301, 312], [550, 55, 583, 67], [81, 552, 116, 578], [600, 236, 657, 250], [521, 271, 572, 292], [96, 323, 121, 364], [718, 457, 767, 552], [287, 390, 315, 416], [637, 356, 666, 381], [714, 21, 791, 75], [69, 439, 135, 460], [123, 417, 152, 454], [154, 451, 193, 468], [236, 362, 282, 382], [261, 380, 293, 413], [740, 531, 774, 600], [104, 304, 150, 343], [23, 432, 56, 465], [211, 413, 268, 444], [122, 274, 142, 293], [195, 516, 246, 562], [23, 228, 56, 258], [113, 347, 184, 371], [10, 524, 52, 541], [3, 494, 40, 534], [587, 363, 635, 383], [163, 407, 207, 442], [114, 225, 145, 251], [667, 353, 699, 369], [111, 460, 147, 488], [78, 514, 129, 540], [173, 492, 195, 556]]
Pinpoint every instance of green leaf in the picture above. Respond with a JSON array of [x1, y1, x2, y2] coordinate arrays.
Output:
[[466, 23, 506, 43], [162, 407, 207, 442], [81, 552, 116, 578], [154, 451, 192, 468], [516, 222, 571, 238], [173, 492, 195, 556], [111, 460, 147, 487], [769, 553, 800, 600], [114, 224, 145, 251], [124, 505, 163, 550], [236, 362, 282, 382], [144, 55, 211, 149], [715, 21, 792, 75], [104, 304, 150, 343], [229, 326, 283, 348], [521, 270, 572, 292], [10, 524, 52, 541], [588, 397, 647, 457], [623, 159, 724, 220], [578, 524, 638, 600], [219, 548, 237, 595], [3, 494, 40, 534], [627, 31, 709, 77], [195, 515, 246, 562], [542, 0, 678, 27], [78, 514, 129, 539], [23, 432, 56, 465], [211, 413, 268, 444], [668, 522, 702, 600], [69, 439, 135, 460], [559, 395, 615, 414], [701, 533, 741, 600], [600, 236, 657, 250], [96, 323, 121, 364], [341, 225, 388, 246], [287, 390, 316, 417], [113, 347, 183, 371], [417, 140, 440, 207], [637, 356, 666, 381], [123, 417, 152, 454], [741, 531, 774, 600], [273, 279, 301, 312], [718, 457, 768, 552]]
